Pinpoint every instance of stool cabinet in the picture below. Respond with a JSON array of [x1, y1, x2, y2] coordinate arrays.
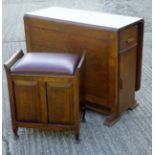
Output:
[[4, 50, 85, 141]]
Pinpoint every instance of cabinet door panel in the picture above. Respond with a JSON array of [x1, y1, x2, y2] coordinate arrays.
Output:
[[46, 82, 73, 125], [119, 47, 137, 112], [13, 80, 41, 122]]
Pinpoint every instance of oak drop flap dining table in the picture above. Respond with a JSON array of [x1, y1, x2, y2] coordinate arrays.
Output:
[[24, 7, 144, 126]]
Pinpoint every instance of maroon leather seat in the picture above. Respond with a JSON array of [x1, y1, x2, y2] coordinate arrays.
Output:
[[11, 52, 80, 75]]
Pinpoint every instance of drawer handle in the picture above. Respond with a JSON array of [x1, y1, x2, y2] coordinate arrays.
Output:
[[126, 37, 135, 44]]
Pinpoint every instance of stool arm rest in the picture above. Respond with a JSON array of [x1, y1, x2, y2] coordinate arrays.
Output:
[[77, 51, 86, 69], [4, 49, 24, 73]]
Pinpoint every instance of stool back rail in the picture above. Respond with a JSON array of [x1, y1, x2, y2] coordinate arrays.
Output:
[[4, 50, 86, 142]]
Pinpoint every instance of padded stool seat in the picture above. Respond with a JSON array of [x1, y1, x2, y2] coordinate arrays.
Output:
[[11, 52, 80, 75]]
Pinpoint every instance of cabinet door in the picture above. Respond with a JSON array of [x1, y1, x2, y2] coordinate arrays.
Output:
[[119, 47, 137, 112], [46, 82, 73, 125], [13, 80, 41, 122]]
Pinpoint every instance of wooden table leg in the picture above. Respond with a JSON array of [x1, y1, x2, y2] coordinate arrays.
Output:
[[81, 107, 86, 123], [104, 114, 120, 126], [128, 100, 139, 110], [75, 133, 80, 144]]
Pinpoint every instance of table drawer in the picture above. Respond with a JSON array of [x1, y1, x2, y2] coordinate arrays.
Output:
[[120, 25, 138, 50]]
